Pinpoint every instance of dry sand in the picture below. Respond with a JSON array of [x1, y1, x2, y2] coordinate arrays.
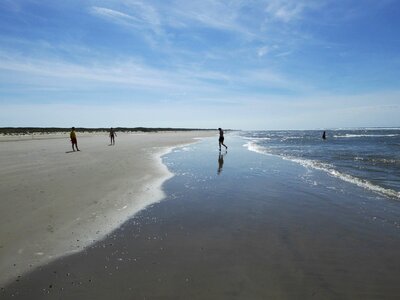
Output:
[[0, 131, 213, 286]]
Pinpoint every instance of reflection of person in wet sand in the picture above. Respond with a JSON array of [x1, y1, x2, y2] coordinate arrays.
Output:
[[218, 128, 228, 152], [110, 128, 117, 145], [218, 152, 226, 175], [70, 127, 80, 152]]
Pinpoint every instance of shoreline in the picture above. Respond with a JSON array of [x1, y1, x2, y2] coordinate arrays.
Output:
[[0, 131, 214, 286]]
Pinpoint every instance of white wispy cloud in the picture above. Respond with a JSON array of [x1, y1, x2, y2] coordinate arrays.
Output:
[[0, 46, 307, 99], [0, 0, 376, 97], [90, 7, 138, 22], [89, 4, 162, 36], [0, 54, 190, 92], [264, 0, 324, 23], [257, 46, 269, 57], [87, 0, 329, 61], [90, 1, 255, 42], [167, 0, 250, 33], [265, 1, 306, 22]]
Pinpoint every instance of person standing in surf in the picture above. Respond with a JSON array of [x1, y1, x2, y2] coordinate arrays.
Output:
[[218, 128, 228, 151], [70, 127, 80, 152], [109, 127, 117, 145]]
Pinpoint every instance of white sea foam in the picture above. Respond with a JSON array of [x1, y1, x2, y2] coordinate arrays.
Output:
[[334, 134, 399, 138], [354, 157, 399, 164], [242, 137, 271, 141], [281, 136, 303, 140], [243, 141, 273, 156], [244, 139, 400, 200], [332, 127, 400, 131], [288, 157, 400, 199]]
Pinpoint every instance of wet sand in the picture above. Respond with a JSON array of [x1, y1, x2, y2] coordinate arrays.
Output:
[[2, 136, 400, 299], [0, 131, 213, 287]]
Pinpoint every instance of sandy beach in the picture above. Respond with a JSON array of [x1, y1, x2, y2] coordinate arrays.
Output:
[[0, 131, 213, 287], [2, 134, 400, 299]]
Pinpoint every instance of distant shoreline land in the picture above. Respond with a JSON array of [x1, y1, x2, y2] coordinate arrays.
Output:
[[0, 126, 215, 135], [0, 127, 219, 142]]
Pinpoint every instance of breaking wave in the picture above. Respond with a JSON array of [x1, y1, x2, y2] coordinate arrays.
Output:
[[334, 134, 399, 138], [244, 140, 400, 200]]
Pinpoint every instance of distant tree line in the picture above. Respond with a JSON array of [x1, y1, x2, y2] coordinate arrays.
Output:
[[0, 127, 213, 135]]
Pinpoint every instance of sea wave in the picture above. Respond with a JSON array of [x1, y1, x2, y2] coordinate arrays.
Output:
[[354, 157, 400, 165], [244, 140, 400, 200], [242, 136, 271, 141], [243, 141, 273, 155], [332, 127, 400, 131], [334, 134, 399, 138], [288, 157, 400, 200], [281, 136, 303, 140]]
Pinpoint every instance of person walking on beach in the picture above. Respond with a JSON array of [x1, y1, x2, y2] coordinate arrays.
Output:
[[218, 128, 228, 151], [109, 127, 117, 145], [70, 127, 80, 151]]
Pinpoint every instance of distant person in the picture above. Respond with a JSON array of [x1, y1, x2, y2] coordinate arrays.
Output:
[[110, 127, 117, 145], [218, 128, 228, 151], [70, 127, 80, 151], [322, 131, 327, 140]]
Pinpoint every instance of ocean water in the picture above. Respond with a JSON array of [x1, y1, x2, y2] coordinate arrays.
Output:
[[240, 129, 400, 200]]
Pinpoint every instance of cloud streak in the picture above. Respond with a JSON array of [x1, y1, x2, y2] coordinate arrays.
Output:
[[0, 45, 306, 97], [264, 0, 322, 23], [89, 5, 161, 35]]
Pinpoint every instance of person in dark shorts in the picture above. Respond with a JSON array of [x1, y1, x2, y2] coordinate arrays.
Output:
[[218, 128, 228, 151], [110, 127, 117, 145], [70, 127, 80, 151]]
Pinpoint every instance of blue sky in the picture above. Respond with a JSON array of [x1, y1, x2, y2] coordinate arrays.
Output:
[[0, 0, 399, 130]]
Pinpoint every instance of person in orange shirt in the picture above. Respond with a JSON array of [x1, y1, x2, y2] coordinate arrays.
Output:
[[70, 127, 80, 151]]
